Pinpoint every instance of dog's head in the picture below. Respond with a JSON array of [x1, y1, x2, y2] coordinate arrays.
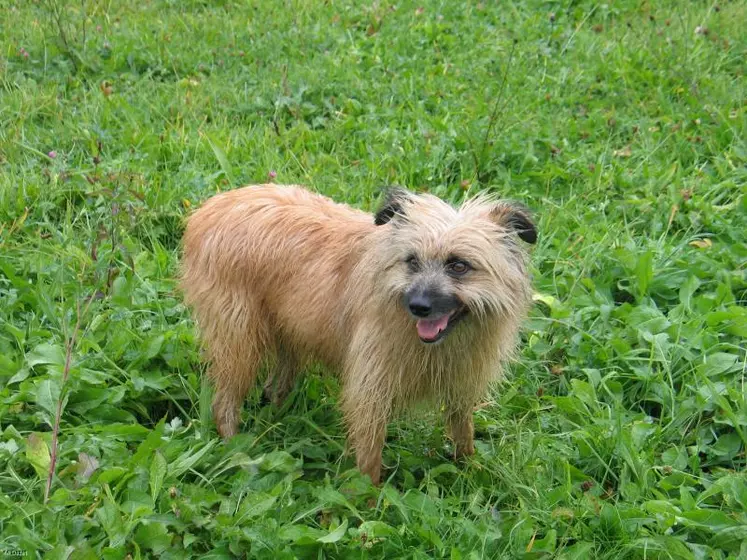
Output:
[[372, 187, 536, 345]]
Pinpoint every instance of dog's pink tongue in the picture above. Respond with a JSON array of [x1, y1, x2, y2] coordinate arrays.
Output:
[[416, 315, 449, 340]]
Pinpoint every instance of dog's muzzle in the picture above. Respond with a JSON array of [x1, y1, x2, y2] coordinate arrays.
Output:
[[403, 287, 467, 344]]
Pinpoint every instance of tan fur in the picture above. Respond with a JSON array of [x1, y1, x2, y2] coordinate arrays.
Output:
[[181, 184, 533, 484]]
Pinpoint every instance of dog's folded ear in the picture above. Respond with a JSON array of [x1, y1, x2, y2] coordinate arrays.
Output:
[[374, 186, 412, 226], [488, 202, 537, 244]]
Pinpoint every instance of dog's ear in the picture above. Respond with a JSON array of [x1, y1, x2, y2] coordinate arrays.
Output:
[[489, 202, 537, 244], [374, 186, 412, 226]]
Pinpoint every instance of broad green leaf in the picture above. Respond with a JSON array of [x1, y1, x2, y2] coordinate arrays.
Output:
[[661, 446, 688, 470], [142, 334, 164, 362], [706, 306, 747, 338], [381, 485, 410, 522], [314, 486, 361, 518], [279, 524, 326, 545], [169, 440, 217, 478], [570, 379, 597, 409], [679, 275, 700, 310], [95, 497, 127, 547], [659, 472, 698, 491], [7, 367, 30, 385], [35, 378, 62, 424], [628, 536, 693, 559], [237, 494, 277, 520], [97, 467, 127, 484], [710, 432, 742, 458], [258, 450, 302, 473], [531, 528, 557, 552], [712, 474, 747, 510], [677, 509, 740, 532], [558, 542, 595, 560], [357, 520, 396, 539], [710, 525, 747, 550], [700, 353, 740, 377], [429, 463, 459, 478], [134, 521, 172, 554], [149, 450, 167, 500], [644, 500, 680, 517], [631, 420, 656, 449], [131, 419, 166, 467], [414, 524, 444, 551], [95, 424, 150, 439], [402, 489, 440, 517], [111, 275, 132, 306], [627, 305, 670, 334], [317, 518, 349, 543], [43, 544, 76, 560], [26, 343, 65, 367], [0, 440, 19, 454], [203, 133, 234, 184], [635, 251, 654, 298]]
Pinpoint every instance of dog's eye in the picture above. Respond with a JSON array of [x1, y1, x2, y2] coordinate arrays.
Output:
[[405, 255, 420, 272], [446, 261, 471, 275]]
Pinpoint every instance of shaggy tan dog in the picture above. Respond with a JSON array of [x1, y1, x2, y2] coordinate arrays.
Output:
[[181, 184, 536, 484]]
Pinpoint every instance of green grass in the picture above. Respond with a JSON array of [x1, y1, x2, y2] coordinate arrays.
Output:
[[1, 0, 746, 557]]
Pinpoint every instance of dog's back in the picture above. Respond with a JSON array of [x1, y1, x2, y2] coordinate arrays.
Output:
[[182, 184, 372, 280], [182, 184, 373, 372]]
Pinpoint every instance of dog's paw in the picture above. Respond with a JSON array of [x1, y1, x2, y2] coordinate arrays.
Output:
[[453, 442, 475, 460]]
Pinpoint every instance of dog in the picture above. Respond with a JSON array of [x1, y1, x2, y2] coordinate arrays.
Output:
[[181, 184, 536, 484]]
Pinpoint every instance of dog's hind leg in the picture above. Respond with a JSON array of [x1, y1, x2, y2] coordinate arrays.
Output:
[[204, 300, 269, 439], [263, 346, 299, 406]]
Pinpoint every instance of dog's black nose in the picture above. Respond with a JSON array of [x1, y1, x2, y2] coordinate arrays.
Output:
[[408, 296, 432, 317]]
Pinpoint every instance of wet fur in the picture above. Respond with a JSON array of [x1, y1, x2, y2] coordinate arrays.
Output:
[[181, 184, 535, 484]]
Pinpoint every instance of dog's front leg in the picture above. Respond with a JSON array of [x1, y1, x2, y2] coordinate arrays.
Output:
[[354, 428, 385, 486], [445, 406, 475, 459], [341, 385, 390, 485]]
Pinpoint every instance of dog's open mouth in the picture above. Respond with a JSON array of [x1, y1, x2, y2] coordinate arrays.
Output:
[[416, 307, 468, 344]]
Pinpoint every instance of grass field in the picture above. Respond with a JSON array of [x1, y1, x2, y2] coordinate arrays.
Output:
[[1, 0, 746, 557]]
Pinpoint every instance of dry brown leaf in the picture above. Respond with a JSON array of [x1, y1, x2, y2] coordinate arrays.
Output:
[[613, 146, 633, 157]]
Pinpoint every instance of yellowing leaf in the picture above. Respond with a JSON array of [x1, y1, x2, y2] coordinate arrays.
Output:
[[689, 238, 712, 249], [26, 433, 51, 480], [533, 293, 558, 307]]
